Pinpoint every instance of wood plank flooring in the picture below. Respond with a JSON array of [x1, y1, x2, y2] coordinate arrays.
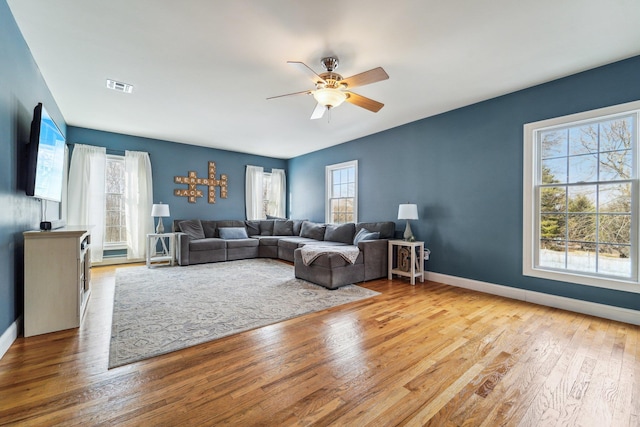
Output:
[[0, 263, 638, 426]]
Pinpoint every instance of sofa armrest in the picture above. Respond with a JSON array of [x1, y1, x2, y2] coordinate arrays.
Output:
[[175, 232, 190, 266], [358, 239, 388, 281]]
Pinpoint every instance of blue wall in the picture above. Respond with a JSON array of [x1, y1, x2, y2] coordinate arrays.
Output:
[[66, 127, 287, 224], [0, 0, 67, 335], [289, 56, 640, 311]]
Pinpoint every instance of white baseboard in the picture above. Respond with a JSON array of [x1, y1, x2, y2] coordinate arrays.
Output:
[[0, 316, 22, 360], [92, 257, 144, 267], [425, 272, 640, 326]]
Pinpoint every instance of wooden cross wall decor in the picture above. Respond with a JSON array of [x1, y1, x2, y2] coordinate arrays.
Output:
[[174, 161, 228, 203]]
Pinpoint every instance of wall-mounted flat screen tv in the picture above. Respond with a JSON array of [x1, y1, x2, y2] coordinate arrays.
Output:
[[25, 103, 66, 202]]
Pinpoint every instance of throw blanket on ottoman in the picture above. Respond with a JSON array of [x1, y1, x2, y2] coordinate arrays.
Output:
[[300, 245, 360, 266]]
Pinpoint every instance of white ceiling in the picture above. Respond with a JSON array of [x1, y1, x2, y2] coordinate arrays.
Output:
[[8, 0, 640, 159]]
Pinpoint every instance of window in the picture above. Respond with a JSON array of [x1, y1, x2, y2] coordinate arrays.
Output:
[[326, 160, 358, 224], [523, 101, 639, 293], [105, 155, 126, 247], [245, 166, 286, 220], [262, 172, 272, 219]]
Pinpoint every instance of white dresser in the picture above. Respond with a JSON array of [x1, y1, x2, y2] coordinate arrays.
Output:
[[23, 227, 91, 337]]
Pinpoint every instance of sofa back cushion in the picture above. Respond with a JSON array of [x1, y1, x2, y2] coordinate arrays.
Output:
[[353, 228, 381, 245], [245, 220, 261, 236], [200, 220, 218, 238], [178, 220, 206, 240], [324, 223, 356, 244], [219, 227, 249, 239], [292, 219, 306, 236], [273, 220, 294, 236], [300, 221, 326, 240], [356, 222, 395, 239], [259, 220, 274, 236]]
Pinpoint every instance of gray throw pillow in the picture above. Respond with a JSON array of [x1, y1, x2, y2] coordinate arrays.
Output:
[[353, 228, 380, 245], [300, 221, 326, 240], [273, 220, 294, 236], [218, 227, 248, 239], [178, 220, 206, 240], [324, 223, 356, 244]]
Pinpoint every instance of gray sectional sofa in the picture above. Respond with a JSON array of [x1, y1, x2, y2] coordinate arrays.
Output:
[[172, 219, 395, 289]]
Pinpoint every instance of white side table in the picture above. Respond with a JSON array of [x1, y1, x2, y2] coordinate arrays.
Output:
[[388, 240, 425, 285], [147, 233, 175, 268]]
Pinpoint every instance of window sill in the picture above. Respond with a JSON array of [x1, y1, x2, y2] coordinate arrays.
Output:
[[523, 265, 639, 294]]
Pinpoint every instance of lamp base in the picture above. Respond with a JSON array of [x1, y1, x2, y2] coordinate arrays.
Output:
[[403, 220, 414, 241], [156, 218, 165, 234]]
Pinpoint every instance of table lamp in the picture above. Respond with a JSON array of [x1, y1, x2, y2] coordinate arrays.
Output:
[[398, 203, 418, 241], [151, 203, 170, 234]]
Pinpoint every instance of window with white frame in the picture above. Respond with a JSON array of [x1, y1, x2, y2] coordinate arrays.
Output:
[[523, 101, 639, 293], [326, 160, 358, 224], [104, 155, 126, 247]]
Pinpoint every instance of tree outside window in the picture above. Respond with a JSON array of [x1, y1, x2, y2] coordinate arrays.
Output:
[[532, 110, 636, 284], [105, 155, 126, 246]]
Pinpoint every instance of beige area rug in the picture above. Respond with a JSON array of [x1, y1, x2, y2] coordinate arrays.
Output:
[[109, 258, 379, 368]]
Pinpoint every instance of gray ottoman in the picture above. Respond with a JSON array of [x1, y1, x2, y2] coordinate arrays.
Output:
[[294, 248, 365, 290]]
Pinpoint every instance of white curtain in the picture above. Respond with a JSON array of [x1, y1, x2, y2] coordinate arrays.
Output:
[[125, 150, 154, 259], [269, 168, 286, 218], [245, 165, 264, 220], [61, 144, 69, 223], [67, 144, 106, 263]]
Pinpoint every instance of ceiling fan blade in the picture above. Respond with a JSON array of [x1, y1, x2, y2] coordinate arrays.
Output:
[[341, 67, 389, 89], [310, 103, 326, 120], [345, 92, 384, 113], [287, 61, 326, 84], [266, 89, 312, 100]]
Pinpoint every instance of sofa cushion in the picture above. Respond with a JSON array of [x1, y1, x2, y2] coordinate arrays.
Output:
[[292, 219, 306, 236], [259, 220, 274, 236], [356, 222, 395, 239], [225, 238, 259, 248], [200, 220, 218, 238], [324, 223, 356, 244], [353, 228, 381, 245], [251, 236, 282, 246], [300, 221, 326, 240], [273, 220, 294, 236], [179, 220, 205, 240], [189, 238, 225, 251], [245, 220, 261, 236], [278, 236, 320, 251], [219, 227, 249, 239]]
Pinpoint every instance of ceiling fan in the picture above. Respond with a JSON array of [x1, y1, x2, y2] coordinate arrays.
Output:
[[267, 57, 389, 120]]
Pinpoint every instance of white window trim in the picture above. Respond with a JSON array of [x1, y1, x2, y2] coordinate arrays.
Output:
[[523, 100, 640, 294], [325, 160, 358, 224]]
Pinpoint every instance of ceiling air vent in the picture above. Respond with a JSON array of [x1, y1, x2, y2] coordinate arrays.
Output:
[[106, 79, 133, 93]]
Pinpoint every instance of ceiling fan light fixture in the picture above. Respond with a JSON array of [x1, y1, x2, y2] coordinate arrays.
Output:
[[313, 88, 347, 108]]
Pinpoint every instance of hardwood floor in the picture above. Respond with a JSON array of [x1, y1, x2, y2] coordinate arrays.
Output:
[[1, 263, 638, 426]]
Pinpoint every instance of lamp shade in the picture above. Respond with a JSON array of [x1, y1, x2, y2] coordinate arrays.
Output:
[[397, 204, 418, 220], [151, 203, 170, 217]]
